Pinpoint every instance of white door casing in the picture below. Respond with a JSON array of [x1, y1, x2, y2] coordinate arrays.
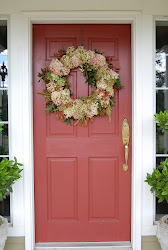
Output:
[[9, 10, 145, 250]]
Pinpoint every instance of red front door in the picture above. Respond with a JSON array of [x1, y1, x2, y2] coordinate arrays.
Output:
[[33, 24, 131, 243]]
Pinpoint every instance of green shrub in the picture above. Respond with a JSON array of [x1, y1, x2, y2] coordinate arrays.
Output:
[[145, 158, 168, 203], [0, 157, 23, 201]]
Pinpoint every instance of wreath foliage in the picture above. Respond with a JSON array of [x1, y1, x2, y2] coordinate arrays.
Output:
[[38, 46, 123, 127]]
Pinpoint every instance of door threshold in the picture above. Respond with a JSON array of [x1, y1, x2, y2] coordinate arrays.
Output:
[[35, 242, 132, 250]]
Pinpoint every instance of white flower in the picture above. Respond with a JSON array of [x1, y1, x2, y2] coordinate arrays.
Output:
[[97, 80, 108, 90], [46, 82, 57, 92], [86, 100, 98, 118], [64, 106, 74, 118], [109, 69, 119, 79], [96, 91, 105, 100], [106, 86, 114, 96], [51, 91, 62, 106], [51, 89, 71, 106]]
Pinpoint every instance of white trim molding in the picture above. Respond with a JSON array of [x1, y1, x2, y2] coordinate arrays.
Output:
[[141, 15, 168, 236], [141, 14, 156, 236], [35, 241, 132, 250], [20, 11, 142, 250]]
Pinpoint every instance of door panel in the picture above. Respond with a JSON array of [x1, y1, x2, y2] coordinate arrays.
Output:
[[33, 24, 131, 243], [88, 157, 119, 221], [47, 158, 78, 220]]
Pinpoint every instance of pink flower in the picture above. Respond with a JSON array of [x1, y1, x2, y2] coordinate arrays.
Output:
[[90, 54, 106, 67], [71, 55, 81, 68], [108, 69, 119, 79], [50, 59, 70, 77]]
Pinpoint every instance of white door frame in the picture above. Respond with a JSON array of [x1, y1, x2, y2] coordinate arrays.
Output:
[[22, 11, 142, 250]]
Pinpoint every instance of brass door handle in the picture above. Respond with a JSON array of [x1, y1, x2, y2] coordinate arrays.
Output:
[[122, 118, 130, 172]]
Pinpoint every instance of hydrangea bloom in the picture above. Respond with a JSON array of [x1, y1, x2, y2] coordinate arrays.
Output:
[[51, 89, 71, 106], [50, 59, 70, 77]]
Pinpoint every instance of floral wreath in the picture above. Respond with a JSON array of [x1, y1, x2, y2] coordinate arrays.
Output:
[[38, 46, 123, 127]]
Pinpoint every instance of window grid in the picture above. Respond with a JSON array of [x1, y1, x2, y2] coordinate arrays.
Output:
[[0, 19, 10, 221], [155, 21, 168, 221]]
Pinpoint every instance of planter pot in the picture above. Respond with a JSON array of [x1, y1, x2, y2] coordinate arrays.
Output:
[[157, 215, 168, 250], [0, 216, 8, 250]]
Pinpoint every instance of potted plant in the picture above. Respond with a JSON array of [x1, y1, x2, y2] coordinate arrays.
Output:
[[0, 156, 23, 250], [145, 110, 168, 250]]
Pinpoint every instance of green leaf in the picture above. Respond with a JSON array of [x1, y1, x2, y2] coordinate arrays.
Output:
[[82, 63, 97, 87], [63, 118, 72, 126], [158, 198, 164, 203], [0, 124, 4, 133], [46, 103, 57, 113], [0, 221, 4, 225], [114, 78, 123, 89], [8, 186, 13, 193]]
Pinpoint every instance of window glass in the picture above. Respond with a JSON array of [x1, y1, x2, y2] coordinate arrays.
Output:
[[0, 20, 10, 222], [156, 128, 168, 154], [156, 90, 168, 112], [0, 90, 8, 121], [155, 21, 168, 221], [156, 52, 167, 88]]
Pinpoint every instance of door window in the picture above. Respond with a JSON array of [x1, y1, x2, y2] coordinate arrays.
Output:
[[155, 21, 168, 221], [0, 19, 10, 222]]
